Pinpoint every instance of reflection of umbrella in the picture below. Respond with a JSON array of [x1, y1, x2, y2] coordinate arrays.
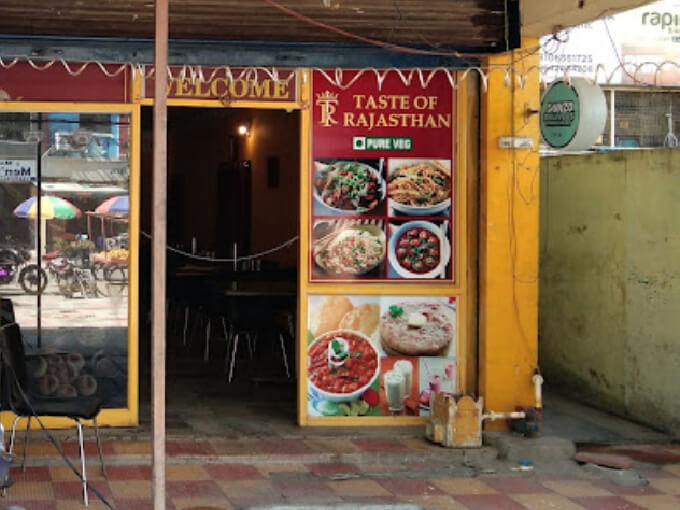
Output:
[[13, 196, 82, 219], [95, 195, 128, 215]]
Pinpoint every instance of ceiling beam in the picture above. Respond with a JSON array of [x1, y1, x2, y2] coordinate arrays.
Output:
[[0, 36, 478, 68]]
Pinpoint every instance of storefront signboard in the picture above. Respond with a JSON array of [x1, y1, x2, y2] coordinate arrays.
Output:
[[0, 159, 36, 182], [0, 62, 129, 102], [307, 295, 456, 418], [540, 78, 607, 152], [310, 70, 456, 282], [143, 67, 297, 102], [540, 81, 580, 149]]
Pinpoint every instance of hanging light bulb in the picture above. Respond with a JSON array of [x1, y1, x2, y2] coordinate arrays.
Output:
[[237, 122, 251, 137]]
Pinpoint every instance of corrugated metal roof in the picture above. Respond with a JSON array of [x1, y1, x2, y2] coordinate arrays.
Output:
[[0, 0, 510, 53]]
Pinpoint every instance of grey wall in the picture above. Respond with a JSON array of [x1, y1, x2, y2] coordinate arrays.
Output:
[[539, 149, 680, 435]]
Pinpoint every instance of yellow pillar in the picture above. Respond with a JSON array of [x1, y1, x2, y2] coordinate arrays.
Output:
[[479, 38, 540, 428]]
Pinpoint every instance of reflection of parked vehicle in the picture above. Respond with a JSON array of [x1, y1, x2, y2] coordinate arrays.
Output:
[[20, 250, 98, 298], [91, 248, 128, 295], [44, 251, 97, 298], [18, 264, 48, 295], [0, 247, 48, 295]]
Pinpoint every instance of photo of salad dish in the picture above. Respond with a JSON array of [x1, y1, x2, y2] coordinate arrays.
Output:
[[313, 160, 385, 215], [312, 221, 385, 279], [388, 220, 451, 279], [388, 159, 452, 217]]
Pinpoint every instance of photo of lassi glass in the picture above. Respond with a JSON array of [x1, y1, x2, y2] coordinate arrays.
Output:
[[393, 359, 413, 402], [384, 370, 404, 412]]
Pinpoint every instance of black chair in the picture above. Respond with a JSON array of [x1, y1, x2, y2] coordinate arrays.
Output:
[[0, 298, 15, 325], [0, 322, 104, 506]]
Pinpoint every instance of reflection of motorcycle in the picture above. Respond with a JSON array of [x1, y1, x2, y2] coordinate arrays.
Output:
[[42, 251, 97, 298], [0, 248, 44, 294]]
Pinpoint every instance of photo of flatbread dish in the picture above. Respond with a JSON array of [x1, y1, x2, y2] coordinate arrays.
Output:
[[380, 301, 454, 356]]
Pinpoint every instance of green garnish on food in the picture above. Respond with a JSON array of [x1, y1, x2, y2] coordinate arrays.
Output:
[[331, 339, 343, 355], [389, 305, 404, 318]]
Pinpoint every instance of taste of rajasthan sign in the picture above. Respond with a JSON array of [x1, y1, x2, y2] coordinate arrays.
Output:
[[143, 67, 297, 102], [312, 70, 454, 157], [310, 69, 456, 284]]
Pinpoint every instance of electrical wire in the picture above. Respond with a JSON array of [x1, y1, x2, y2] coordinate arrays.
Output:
[[1, 356, 116, 509], [261, 0, 482, 63], [140, 231, 298, 262]]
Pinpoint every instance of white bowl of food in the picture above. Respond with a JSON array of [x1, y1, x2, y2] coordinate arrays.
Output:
[[388, 221, 450, 279], [308, 329, 380, 403], [313, 224, 385, 276], [388, 160, 452, 216], [313, 161, 386, 215]]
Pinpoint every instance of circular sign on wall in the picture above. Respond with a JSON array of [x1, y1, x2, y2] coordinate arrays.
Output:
[[540, 78, 607, 152]]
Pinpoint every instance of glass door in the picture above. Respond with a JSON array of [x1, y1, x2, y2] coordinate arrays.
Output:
[[0, 111, 132, 412]]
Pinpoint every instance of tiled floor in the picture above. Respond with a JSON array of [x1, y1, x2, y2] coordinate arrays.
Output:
[[2, 439, 680, 510]]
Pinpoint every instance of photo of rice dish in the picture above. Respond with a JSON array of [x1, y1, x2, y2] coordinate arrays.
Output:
[[313, 223, 385, 277]]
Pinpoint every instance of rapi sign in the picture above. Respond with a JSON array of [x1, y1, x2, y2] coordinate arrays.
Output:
[[540, 78, 607, 151]]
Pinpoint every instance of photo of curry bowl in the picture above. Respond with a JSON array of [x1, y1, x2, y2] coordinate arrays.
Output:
[[308, 329, 380, 403], [313, 221, 386, 279], [388, 220, 451, 279], [313, 159, 386, 216]]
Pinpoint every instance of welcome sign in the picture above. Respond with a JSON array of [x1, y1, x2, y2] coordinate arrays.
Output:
[[143, 67, 297, 102]]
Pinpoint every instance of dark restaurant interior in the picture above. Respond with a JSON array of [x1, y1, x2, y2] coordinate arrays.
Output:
[[139, 106, 300, 435]]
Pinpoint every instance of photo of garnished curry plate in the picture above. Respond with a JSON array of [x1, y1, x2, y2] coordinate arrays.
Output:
[[379, 299, 456, 357], [388, 159, 451, 216], [313, 221, 385, 278], [387, 220, 451, 279], [308, 329, 380, 403], [313, 160, 386, 215]]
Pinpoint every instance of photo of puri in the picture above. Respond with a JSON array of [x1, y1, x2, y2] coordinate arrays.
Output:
[[387, 159, 452, 218], [379, 297, 456, 358], [312, 219, 386, 280], [307, 296, 382, 418], [388, 220, 451, 279], [418, 357, 457, 416], [313, 159, 386, 217], [379, 357, 420, 416]]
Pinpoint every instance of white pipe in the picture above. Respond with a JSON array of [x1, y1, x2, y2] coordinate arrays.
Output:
[[482, 410, 526, 422], [532, 372, 544, 410]]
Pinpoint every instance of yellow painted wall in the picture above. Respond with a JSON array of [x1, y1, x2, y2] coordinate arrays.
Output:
[[479, 38, 540, 428]]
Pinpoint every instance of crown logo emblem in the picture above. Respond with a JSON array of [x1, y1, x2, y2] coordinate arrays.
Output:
[[315, 90, 339, 127]]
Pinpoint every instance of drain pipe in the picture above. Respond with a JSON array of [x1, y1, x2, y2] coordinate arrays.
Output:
[[532, 368, 544, 417], [483, 409, 527, 422], [482, 368, 544, 424]]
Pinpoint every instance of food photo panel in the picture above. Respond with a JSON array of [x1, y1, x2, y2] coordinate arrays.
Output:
[[311, 219, 386, 280], [387, 219, 452, 279], [418, 357, 457, 416], [306, 295, 456, 419], [387, 159, 452, 218], [379, 296, 456, 358], [307, 295, 382, 418], [313, 158, 386, 217]]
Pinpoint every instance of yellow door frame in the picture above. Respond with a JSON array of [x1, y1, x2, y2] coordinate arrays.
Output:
[[0, 102, 141, 429]]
